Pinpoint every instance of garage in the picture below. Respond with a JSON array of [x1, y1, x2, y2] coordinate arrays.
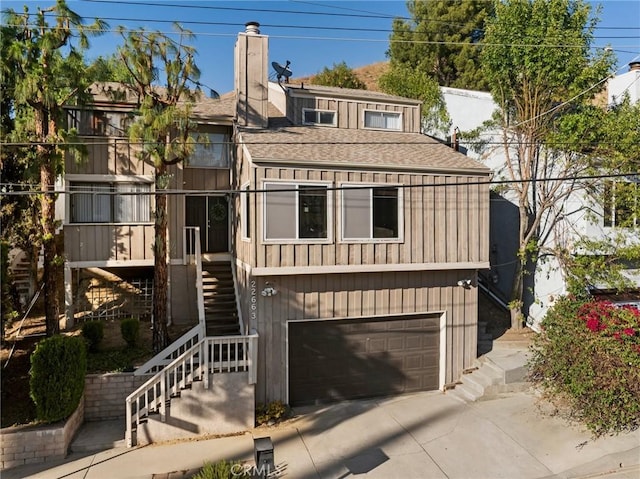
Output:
[[288, 314, 441, 406]]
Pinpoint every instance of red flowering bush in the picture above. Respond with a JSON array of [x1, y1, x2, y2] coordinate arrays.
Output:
[[577, 301, 640, 355], [529, 296, 640, 437]]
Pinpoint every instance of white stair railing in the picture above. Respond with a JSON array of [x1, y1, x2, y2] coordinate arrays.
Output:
[[125, 333, 258, 447], [183, 226, 205, 324], [134, 323, 205, 375]]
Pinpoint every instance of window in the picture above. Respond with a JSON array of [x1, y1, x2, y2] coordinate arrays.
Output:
[[241, 182, 251, 240], [302, 108, 336, 127], [71, 182, 151, 223], [188, 133, 230, 168], [263, 182, 330, 241], [342, 185, 402, 240], [364, 110, 402, 131], [67, 109, 131, 136], [604, 180, 638, 228]]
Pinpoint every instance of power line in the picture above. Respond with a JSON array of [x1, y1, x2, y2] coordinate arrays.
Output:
[[10, 12, 639, 41], [1, 172, 638, 197], [77, 0, 640, 31]]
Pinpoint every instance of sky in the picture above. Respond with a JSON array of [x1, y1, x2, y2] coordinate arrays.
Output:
[[3, 0, 640, 96]]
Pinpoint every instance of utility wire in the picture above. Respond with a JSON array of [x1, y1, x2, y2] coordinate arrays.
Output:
[[7, 12, 639, 41], [78, 0, 640, 31], [4, 20, 638, 50], [1, 172, 638, 197]]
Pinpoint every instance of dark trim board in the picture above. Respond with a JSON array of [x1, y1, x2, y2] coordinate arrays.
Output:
[[287, 314, 440, 406]]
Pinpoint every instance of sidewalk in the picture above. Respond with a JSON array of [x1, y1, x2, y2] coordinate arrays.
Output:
[[3, 388, 639, 479]]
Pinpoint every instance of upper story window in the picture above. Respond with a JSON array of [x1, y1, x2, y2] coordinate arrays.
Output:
[[70, 182, 151, 224], [604, 180, 638, 228], [188, 133, 230, 168], [67, 109, 132, 137], [341, 185, 402, 241], [263, 182, 331, 242], [302, 108, 337, 127], [363, 110, 402, 131]]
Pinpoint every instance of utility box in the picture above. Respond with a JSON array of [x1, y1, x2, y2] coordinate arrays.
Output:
[[254, 436, 275, 476]]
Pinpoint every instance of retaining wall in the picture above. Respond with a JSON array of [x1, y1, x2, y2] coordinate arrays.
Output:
[[0, 395, 84, 470], [84, 372, 150, 421], [1, 372, 149, 470]]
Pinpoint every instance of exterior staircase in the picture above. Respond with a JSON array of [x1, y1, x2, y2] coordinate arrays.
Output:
[[447, 330, 534, 403], [8, 249, 32, 310], [202, 261, 241, 336]]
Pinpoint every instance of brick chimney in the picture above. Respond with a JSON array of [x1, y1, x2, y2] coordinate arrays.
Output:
[[235, 21, 269, 128]]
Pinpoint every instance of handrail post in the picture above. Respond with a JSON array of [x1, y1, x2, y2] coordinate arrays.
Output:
[[203, 339, 210, 389], [125, 397, 133, 447], [160, 373, 166, 422], [194, 226, 205, 326]]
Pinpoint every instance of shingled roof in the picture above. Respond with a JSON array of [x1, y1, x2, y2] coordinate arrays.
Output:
[[239, 122, 490, 175]]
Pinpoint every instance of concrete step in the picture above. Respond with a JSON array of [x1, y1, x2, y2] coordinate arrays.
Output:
[[447, 345, 532, 403], [482, 348, 530, 384]]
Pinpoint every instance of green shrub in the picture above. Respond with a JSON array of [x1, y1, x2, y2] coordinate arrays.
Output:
[[120, 318, 140, 348], [30, 335, 87, 423], [191, 459, 250, 479], [81, 320, 104, 352], [256, 400, 290, 426], [529, 296, 640, 437]]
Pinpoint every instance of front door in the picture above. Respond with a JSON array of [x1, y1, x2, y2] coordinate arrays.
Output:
[[185, 196, 229, 253]]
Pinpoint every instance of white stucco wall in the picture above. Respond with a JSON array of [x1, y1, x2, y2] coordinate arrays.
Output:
[[608, 66, 640, 105], [438, 75, 639, 331]]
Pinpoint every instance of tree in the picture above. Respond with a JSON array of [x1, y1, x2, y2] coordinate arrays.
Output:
[[89, 53, 134, 83], [378, 63, 450, 136], [310, 61, 366, 89], [480, 0, 615, 329], [116, 24, 201, 352], [387, 0, 493, 91], [1, 1, 105, 336]]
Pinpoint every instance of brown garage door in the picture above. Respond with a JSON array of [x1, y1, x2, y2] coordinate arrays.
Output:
[[289, 315, 440, 406]]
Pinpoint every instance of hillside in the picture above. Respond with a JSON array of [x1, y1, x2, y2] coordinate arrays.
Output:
[[290, 61, 389, 92]]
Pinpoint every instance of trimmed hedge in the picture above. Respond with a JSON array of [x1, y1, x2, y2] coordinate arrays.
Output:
[[82, 320, 104, 352], [529, 296, 640, 436], [120, 318, 140, 348], [30, 335, 87, 423]]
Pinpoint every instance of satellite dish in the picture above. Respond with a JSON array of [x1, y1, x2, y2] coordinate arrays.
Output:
[[272, 60, 292, 84]]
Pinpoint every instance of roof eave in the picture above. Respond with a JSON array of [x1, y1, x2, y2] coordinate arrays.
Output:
[[250, 156, 492, 176]]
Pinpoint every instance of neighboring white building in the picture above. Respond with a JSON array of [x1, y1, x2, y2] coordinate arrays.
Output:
[[434, 60, 640, 330], [608, 58, 640, 105]]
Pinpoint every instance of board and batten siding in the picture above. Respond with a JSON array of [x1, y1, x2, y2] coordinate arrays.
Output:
[[246, 270, 478, 403], [286, 95, 422, 133], [65, 224, 154, 263], [248, 166, 488, 269], [65, 138, 153, 176]]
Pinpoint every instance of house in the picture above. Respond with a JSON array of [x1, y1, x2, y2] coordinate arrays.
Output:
[[58, 22, 490, 444], [434, 58, 640, 329], [62, 82, 237, 329]]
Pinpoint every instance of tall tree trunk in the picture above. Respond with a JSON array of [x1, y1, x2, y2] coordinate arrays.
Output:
[[36, 105, 60, 337], [152, 164, 169, 353], [509, 259, 525, 330], [510, 201, 531, 331], [40, 160, 60, 336]]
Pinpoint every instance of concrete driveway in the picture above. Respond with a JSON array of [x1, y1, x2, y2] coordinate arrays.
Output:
[[3, 389, 639, 479]]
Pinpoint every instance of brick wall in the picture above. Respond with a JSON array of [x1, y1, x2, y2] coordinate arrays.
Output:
[[84, 373, 151, 421], [0, 395, 84, 470]]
